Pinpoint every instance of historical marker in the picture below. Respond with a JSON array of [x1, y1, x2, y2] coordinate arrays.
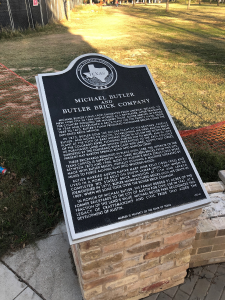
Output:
[[36, 54, 210, 244]]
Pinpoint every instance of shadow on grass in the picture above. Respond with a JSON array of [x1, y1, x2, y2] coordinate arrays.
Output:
[[148, 35, 225, 76], [171, 116, 194, 131], [123, 4, 225, 25], [122, 5, 225, 74], [0, 22, 98, 257], [186, 146, 225, 182], [0, 126, 62, 258]]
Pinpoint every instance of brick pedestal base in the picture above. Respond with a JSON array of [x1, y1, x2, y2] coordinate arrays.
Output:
[[190, 180, 225, 268], [71, 208, 202, 300]]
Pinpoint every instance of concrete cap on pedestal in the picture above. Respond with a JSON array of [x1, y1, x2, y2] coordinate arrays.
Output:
[[218, 171, 225, 185]]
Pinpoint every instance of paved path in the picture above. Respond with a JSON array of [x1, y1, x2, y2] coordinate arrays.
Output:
[[146, 264, 225, 300], [1, 221, 225, 300]]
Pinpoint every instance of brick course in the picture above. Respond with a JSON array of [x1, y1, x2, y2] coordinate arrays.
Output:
[[71, 208, 201, 300], [70, 178, 225, 300], [190, 180, 225, 268]]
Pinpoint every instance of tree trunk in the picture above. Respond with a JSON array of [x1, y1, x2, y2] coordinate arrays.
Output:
[[166, 0, 169, 11], [217, 0, 220, 5], [187, 0, 191, 9], [66, 0, 70, 20], [133, 0, 135, 6]]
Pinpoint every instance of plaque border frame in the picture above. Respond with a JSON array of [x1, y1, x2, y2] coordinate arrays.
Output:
[[36, 53, 210, 245]]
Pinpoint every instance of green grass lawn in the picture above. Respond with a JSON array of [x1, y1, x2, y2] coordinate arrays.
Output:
[[0, 3, 225, 257], [0, 126, 62, 257]]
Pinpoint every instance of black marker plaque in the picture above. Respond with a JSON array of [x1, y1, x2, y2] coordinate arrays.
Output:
[[36, 54, 210, 243]]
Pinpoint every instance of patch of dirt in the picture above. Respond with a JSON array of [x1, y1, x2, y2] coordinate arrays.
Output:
[[0, 64, 43, 126]]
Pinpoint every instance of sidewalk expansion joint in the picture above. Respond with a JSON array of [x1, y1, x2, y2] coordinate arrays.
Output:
[[13, 286, 28, 300], [0, 259, 47, 300]]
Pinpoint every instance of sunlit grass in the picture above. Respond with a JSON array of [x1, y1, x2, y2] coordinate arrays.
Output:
[[1, 4, 224, 130], [61, 4, 225, 129], [0, 3, 224, 129], [2, 3, 224, 129]]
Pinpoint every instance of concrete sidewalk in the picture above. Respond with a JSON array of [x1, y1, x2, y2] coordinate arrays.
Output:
[[1, 221, 225, 300], [0, 222, 82, 300]]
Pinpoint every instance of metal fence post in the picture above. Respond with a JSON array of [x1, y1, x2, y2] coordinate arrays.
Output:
[[28, 0, 35, 28], [44, 0, 49, 22], [39, 0, 45, 26], [25, 0, 31, 27], [24, 0, 34, 29], [6, 0, 14, 30]]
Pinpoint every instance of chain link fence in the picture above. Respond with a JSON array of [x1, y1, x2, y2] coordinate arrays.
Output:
[[0, 0, 82, 30]]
